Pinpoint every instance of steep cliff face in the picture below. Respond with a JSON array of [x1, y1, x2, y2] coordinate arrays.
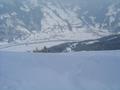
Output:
[[0, 0, 120, 42]]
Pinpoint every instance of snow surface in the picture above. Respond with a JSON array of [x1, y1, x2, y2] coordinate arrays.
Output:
[[0, 51, 120, 90]]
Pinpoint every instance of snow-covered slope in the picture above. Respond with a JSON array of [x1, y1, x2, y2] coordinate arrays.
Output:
[[45, 34, 120, 53], [1, 33, 120, 52], [0, 51, 120, 90], [1, 0, 120, 52], [27, 0, 110, 42], [0, 0, 115, 43]]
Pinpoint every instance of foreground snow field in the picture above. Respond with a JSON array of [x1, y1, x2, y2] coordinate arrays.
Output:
[[0, 51, 120, 90]]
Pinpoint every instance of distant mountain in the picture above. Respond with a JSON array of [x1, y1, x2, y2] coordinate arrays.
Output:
[[41, 34, 120, 53], [0, 0, 120, 43]]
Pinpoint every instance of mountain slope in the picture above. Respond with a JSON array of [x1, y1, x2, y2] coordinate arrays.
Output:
[[1, 0, 120, 42], [42, 34, 120, 53]]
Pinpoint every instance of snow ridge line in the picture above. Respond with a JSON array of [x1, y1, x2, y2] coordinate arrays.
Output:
[[0, 39, 80, 49]]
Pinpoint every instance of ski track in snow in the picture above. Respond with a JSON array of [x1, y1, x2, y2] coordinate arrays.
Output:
[[0, 51, 120, 90]]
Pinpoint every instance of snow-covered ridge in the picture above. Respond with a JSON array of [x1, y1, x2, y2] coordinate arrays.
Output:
[[40, 0, 110, 38], [0, 0, 114, 43]]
